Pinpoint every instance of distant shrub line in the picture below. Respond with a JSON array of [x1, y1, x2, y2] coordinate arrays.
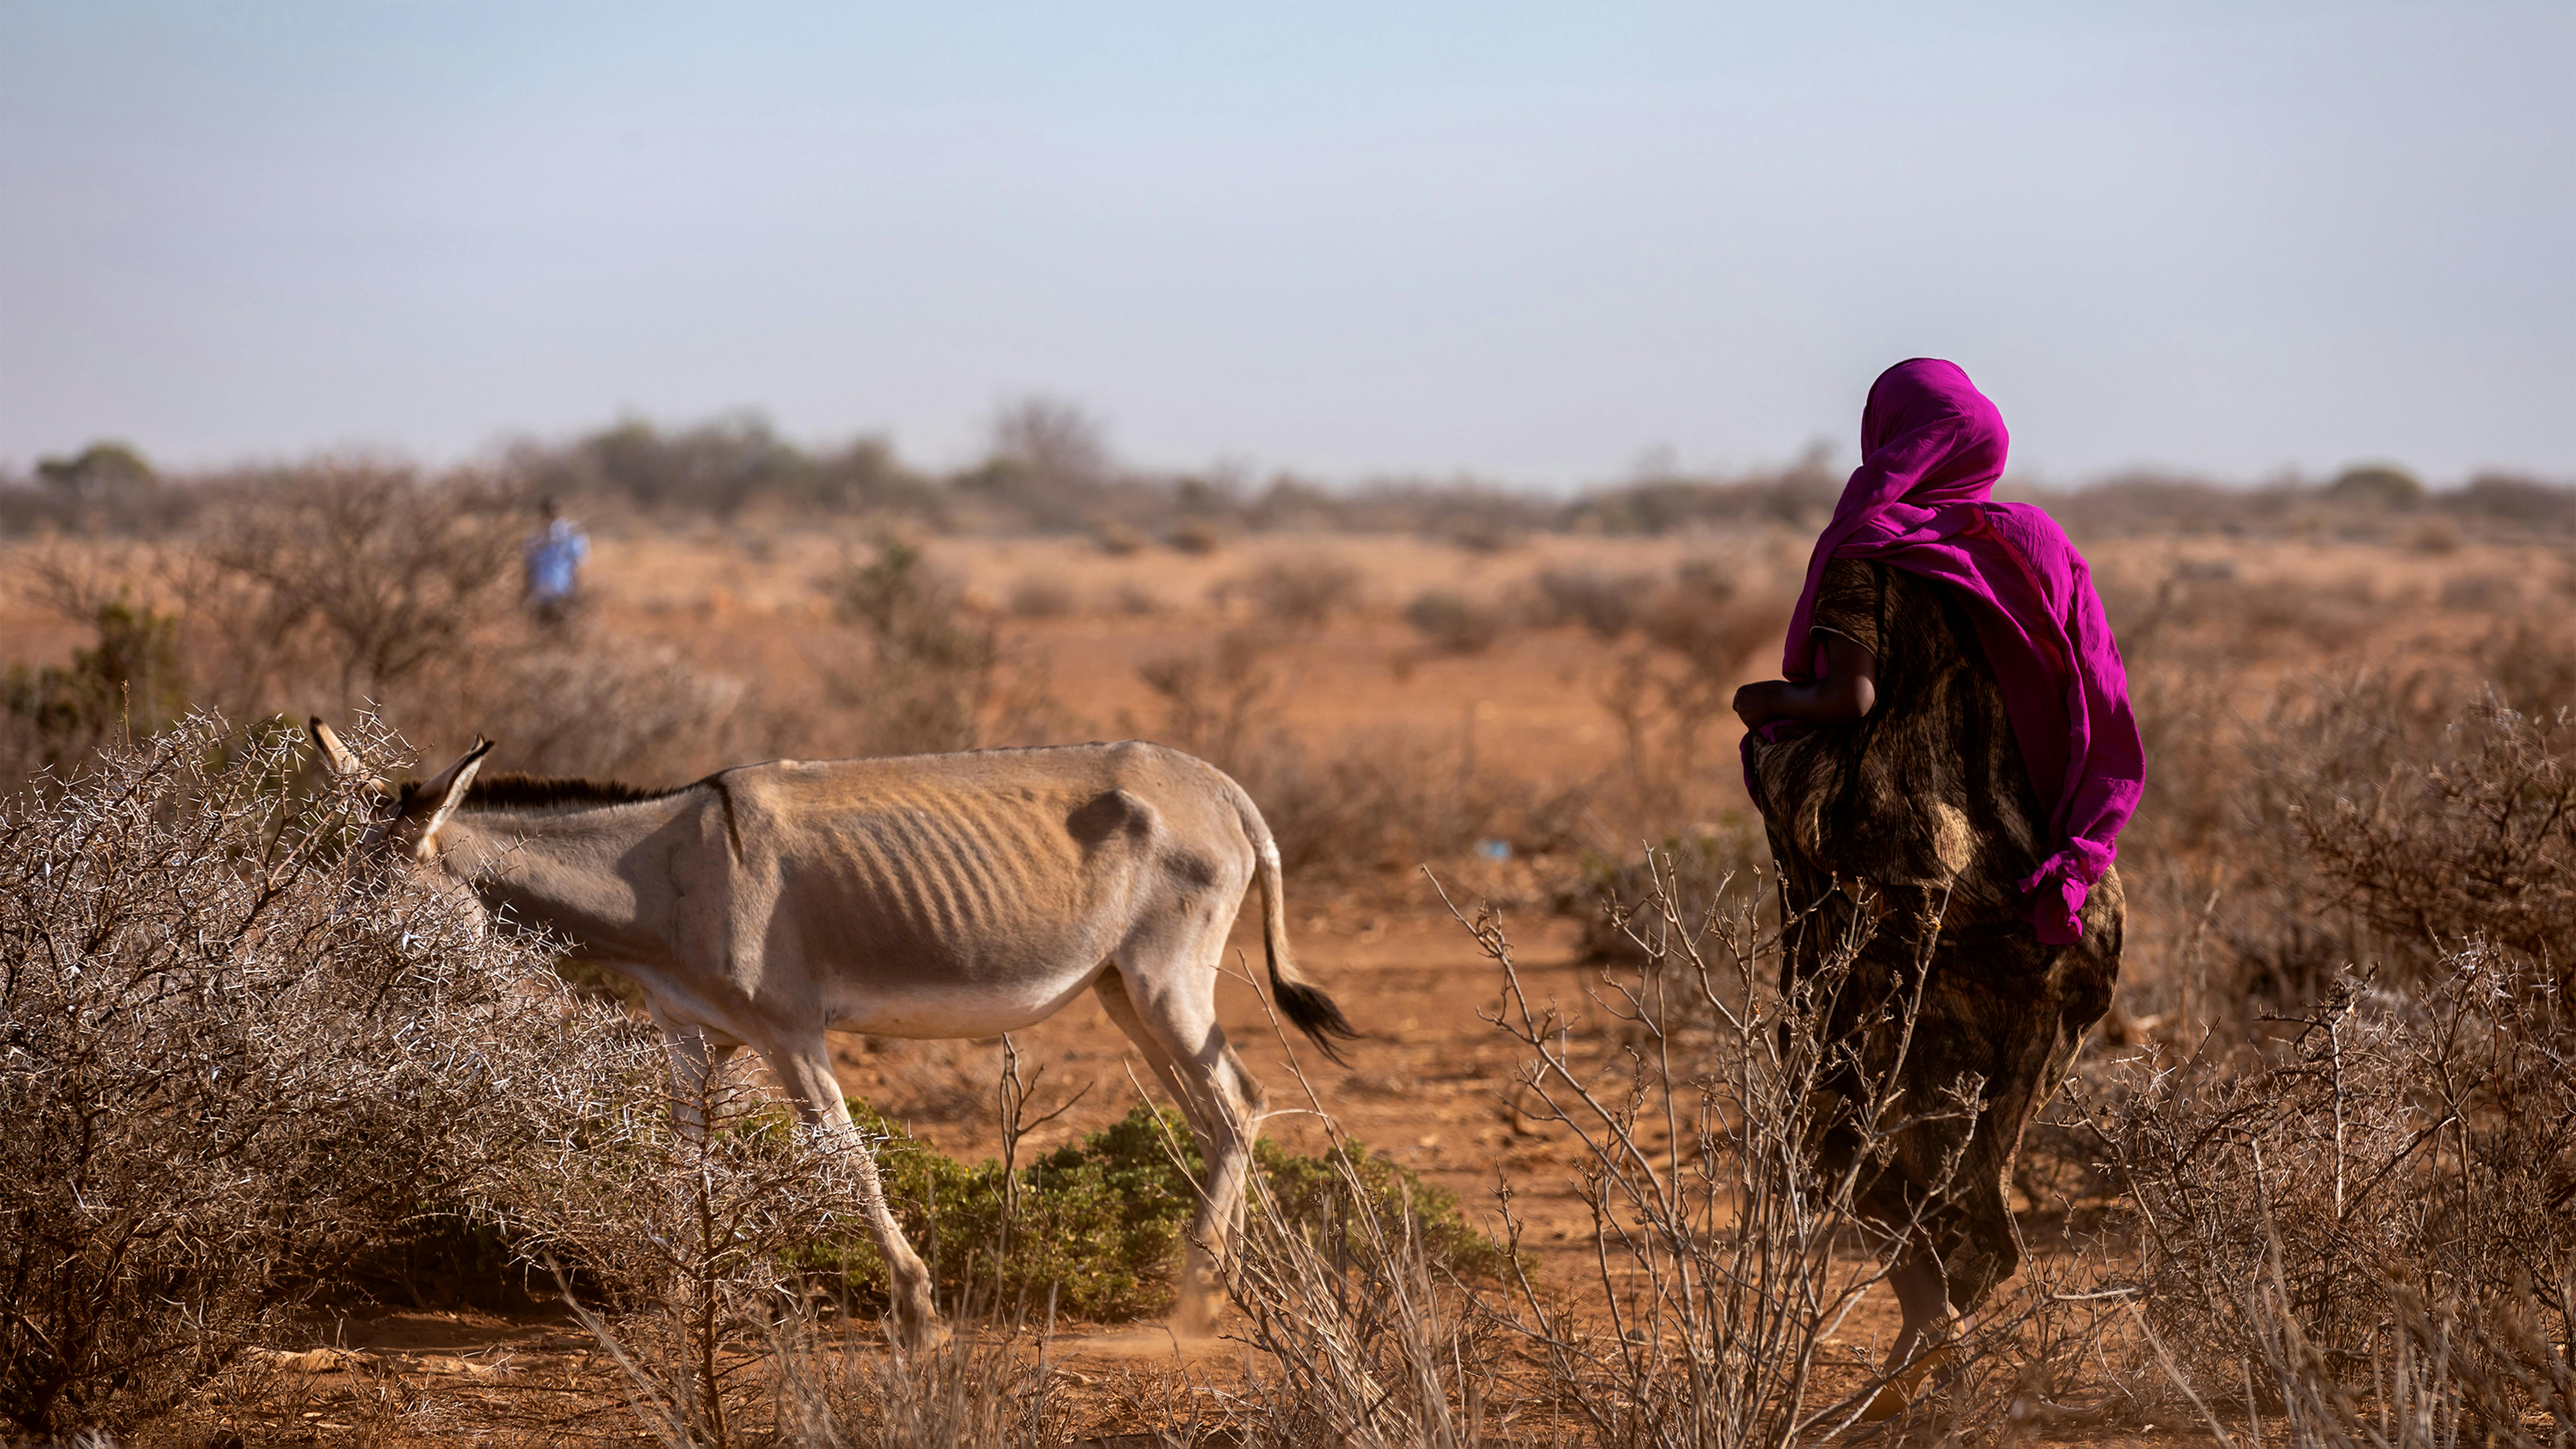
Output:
[[8, 415, 2569, 540]]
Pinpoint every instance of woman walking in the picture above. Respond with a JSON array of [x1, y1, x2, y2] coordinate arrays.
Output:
[[1733, 358, 2143, 1415]]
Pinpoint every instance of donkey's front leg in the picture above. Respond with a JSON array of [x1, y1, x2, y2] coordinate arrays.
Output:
[[647, 1002, 741, 1142], [769, 1035, 941, 1350]]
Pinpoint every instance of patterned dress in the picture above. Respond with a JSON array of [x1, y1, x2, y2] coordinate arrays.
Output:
[[1745, 557, 2123, 1310]]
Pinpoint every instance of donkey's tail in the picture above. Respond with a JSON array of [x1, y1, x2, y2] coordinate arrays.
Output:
[[1227, 781, 1358, 1065]]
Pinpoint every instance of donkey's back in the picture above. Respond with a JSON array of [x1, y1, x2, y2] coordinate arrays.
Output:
[[702, 741, 1269, 1035]]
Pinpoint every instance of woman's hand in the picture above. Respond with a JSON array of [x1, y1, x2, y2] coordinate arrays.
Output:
[[1735, 636, 1879, 730], [1733, 680, 1788, 728]]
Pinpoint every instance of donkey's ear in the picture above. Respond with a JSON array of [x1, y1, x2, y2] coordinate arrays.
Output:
[[408, 737, 493, 857], [309, 717, 361, 776], [308, 717, 391, 796]]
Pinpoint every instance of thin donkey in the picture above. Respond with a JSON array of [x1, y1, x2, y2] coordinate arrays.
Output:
[[310, 719, 1357, 1343]]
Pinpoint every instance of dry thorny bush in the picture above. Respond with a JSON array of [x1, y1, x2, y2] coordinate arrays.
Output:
[[1589, 566, 1789, 841], [2105, 553, 2576, 1018], [2291, 693, 2576, 985], [192, 462, 522, 711], [181, 468, 748, 783], [2079, 955, 2575, 1447], [820, 534, 1021, 758], [2059, 609, 2576, 1443], [0, 713, 640, 1440]]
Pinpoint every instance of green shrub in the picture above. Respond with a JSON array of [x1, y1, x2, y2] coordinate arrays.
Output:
[[3, 595, 187, 776], [806, 1102, 1499, 1321], [1248, 1124, 1505, 1281], [824, 535, 1006, 756]]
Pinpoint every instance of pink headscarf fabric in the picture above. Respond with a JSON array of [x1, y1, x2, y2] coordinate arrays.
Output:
[[1774, 358, 2143, 945]]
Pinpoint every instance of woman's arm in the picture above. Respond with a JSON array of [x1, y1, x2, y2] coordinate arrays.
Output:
[[1731, 633, 1877, 728]]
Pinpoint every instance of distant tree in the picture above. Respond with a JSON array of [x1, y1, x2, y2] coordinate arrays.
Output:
[[199, 463, 518, 709], [574, 413, 806, 516], [991, 397, 1110, 486], [2451, 472, 2576, 528], [805, 434, 937, 514], [35, 442, 153, 496], [960, 397, 1113, 530], [2326, 464, 2425, 509]]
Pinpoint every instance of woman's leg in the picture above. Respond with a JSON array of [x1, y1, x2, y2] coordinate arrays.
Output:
[[1863, 1253, 1958, 1420]]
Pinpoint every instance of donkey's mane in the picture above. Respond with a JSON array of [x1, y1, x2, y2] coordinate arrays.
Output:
[[461, 773, 695, 812]]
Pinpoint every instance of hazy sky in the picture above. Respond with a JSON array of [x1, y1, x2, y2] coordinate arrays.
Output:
[[3, 2, 2569, 486]]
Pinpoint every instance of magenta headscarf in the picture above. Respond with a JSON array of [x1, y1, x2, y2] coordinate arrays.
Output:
[[1774, 358, 2143, 946]]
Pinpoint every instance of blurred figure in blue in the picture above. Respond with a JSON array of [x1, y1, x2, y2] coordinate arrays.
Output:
[[523, 497, 591, 625]]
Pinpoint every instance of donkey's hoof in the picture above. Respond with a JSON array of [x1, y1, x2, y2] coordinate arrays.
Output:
[[888, 1315, 949, 1354], [885, 1289, 947, 1354], [1166, 1288, 1225, 1339]]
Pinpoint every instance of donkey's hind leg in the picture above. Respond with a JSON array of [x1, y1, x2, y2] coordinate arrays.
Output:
[[1094, 943, 1264, 1334]]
